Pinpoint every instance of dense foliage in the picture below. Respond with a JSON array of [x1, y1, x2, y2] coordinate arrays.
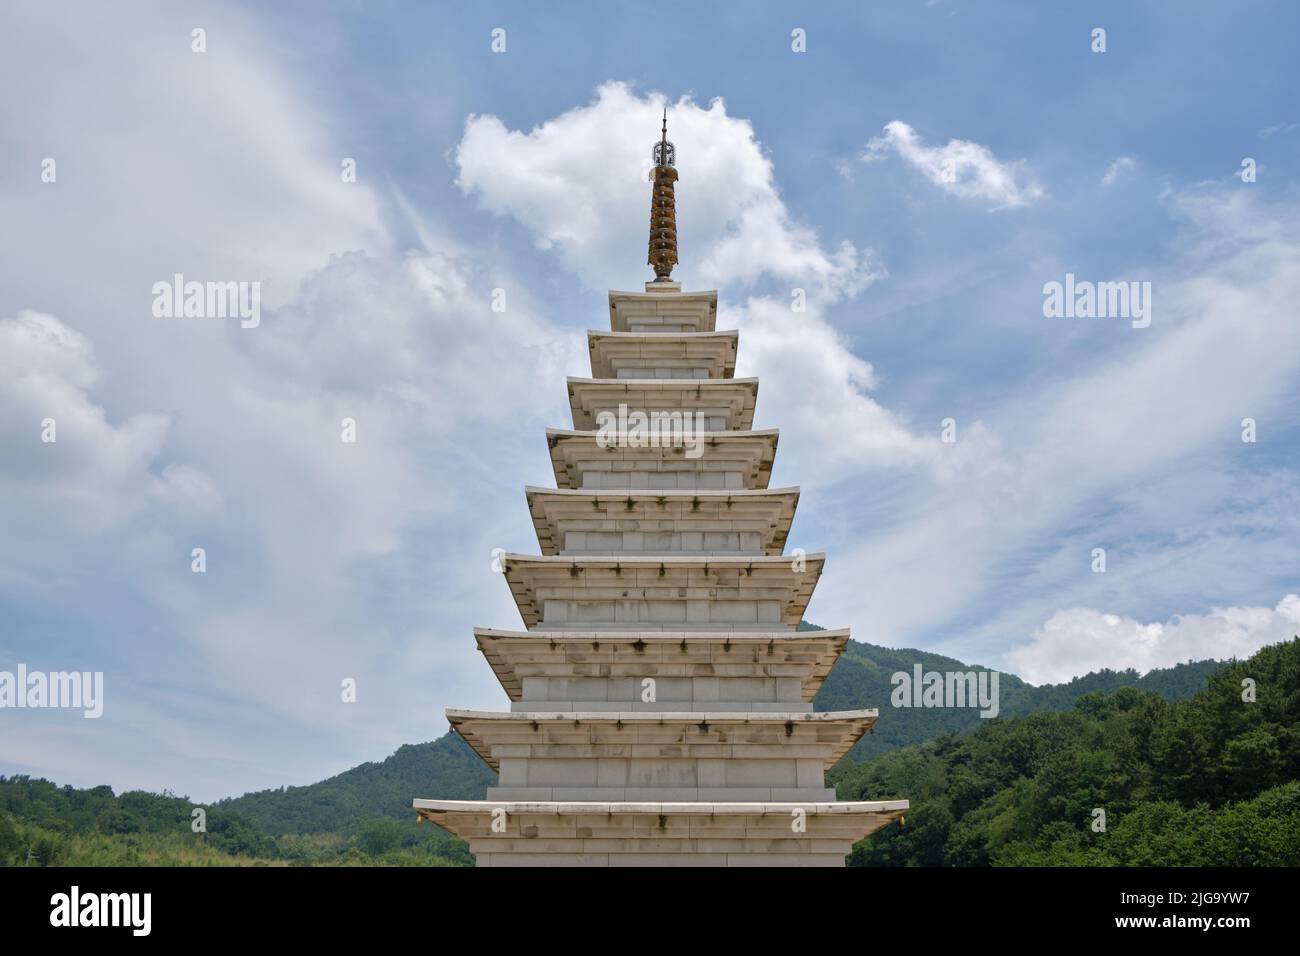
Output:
[[811, 631, 1220, 760], [0, 733, 491, 866], [834, 638, 1300, 866], [218, 734, 494, 835]]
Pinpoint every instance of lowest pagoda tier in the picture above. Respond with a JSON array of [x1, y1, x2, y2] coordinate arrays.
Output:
[[414, 799, 908, 867]]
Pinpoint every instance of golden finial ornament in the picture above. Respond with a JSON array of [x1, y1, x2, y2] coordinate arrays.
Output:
[[648, 108, 679, 282]]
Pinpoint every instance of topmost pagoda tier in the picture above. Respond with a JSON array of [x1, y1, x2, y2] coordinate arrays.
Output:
[[607, 286, 718, 332]]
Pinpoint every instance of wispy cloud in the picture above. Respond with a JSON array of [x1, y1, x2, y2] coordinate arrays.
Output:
[[1259, 122, 1299, 140], [863, 120, 1045, 209], [814, 186, 1300, 663], [1101, 155, 1138, 186]]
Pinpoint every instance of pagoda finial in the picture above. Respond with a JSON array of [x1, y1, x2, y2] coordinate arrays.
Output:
[[648, 107, 679, 283]]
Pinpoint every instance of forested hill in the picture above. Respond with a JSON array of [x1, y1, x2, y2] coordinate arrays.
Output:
[[217, 732, 494, 838], [833, 636, 1300, 866], [813, 633, 1221, 760]]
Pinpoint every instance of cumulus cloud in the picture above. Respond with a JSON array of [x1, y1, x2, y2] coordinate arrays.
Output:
[[452, 83, 943, 484], [455, 81, 882, 298], [1005, 594, 1300, 684], [729, 295, 938, 481], [863, 120, 1045, 209]]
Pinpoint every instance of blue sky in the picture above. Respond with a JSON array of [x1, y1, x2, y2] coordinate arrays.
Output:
[[2, 0, 1299, 800]]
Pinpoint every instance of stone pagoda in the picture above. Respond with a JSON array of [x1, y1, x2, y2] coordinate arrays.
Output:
[[414, 113, 907, 866]]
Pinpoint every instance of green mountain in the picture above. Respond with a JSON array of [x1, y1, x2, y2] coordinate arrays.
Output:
[[832, 637, 1300, 866], [218, 732, 495, 837], [0, 739, 491, 867], [813, 633, 1220, 760]]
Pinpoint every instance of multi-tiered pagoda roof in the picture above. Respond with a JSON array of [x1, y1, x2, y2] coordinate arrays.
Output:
[[414, 112, 906, 866]]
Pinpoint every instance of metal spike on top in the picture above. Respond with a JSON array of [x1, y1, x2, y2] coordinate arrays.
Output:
[[648, 108, 679, 282], [653, 108, 675, 168]]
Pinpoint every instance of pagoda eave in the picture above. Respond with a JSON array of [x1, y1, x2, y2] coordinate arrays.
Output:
[[412, 798, 909, 867], [607, 288, 719, 334], [566, 376, 759, 432], [445, 706, 876, 772], [523, 484, 800, 556], [499, 552, 826, 630], [545, 427, 779, 491], [415, 797, 909, 817], [472, 626, 850, 702], [587, 329, 739, 379]]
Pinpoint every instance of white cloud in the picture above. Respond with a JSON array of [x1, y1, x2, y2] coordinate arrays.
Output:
[[2, 2, 1296, 804], [729, 295, 938, 482], [1101, 155, 1138, 186], [0, 310, 216, 534], [164, 245, 582, 735], [1004, 594, 1300, 684], [1258, 122, 1299, 140], [452, 83, 943, 485], [0, 3, 388, 318], [0, 2, 576, 798], [863, 120, 1045, 209], [455, 81, 881, 298], [813, 187, 1300, 646]]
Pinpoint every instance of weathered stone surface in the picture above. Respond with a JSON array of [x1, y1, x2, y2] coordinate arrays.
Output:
[[499, 553, 824, 631], [547, 427, 778, 491], [566, 376, 758, 432], [413, 800, 908, 867], [475, 628, 848, 709], [587, 330, 737, 380], [525, 486, 799, 556], [607, 289, 717, 333]]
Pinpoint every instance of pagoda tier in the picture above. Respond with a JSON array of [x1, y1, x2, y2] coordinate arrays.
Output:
[[547, 427, 779, 491], [472, 627, 849, 708], [499, 553, 824, 631], [607, 288, 717, 333], [524, 486, 799, 556], [587, 329, 738, 380], [566, 376, 758, 431], [413, 800, 908, 867], [446, 707, 874, 802]]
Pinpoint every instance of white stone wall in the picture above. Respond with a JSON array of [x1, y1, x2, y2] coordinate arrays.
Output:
[[540, 598, 783, 629], [580, 469, 747, 490]]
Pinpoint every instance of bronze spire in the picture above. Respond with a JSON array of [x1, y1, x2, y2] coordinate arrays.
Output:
[[648, 108, 679, 282]]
